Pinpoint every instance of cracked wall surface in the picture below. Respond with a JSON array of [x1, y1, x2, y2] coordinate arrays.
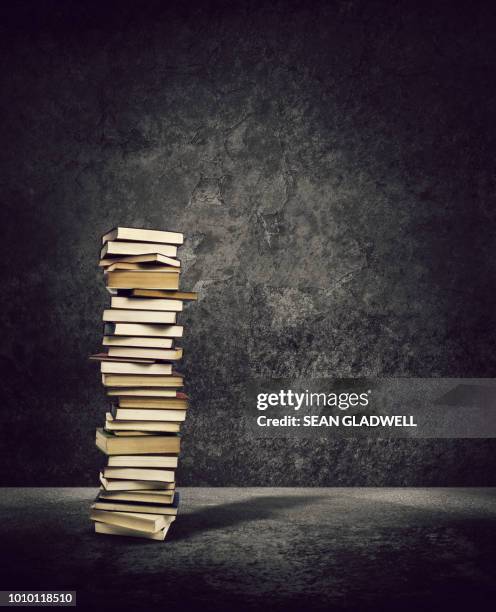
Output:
[[2, 0, 496, 484]]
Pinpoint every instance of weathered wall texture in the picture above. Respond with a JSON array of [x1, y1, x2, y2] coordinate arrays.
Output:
[[2, 1, 496, 484]]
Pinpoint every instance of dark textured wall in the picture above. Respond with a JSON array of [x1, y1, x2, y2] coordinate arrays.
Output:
[[2, 0, 496, 485]]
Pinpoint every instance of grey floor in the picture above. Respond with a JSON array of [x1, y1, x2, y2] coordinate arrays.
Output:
[[1, 488, 495, 611]]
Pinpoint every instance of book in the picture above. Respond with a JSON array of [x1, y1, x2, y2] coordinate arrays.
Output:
[[90, 509, 168, 533], [111, 407, 187, 422], [132, 289, 198, 300], [102, 466, 175, 483], [105, 414, 181, 433], [100, 473, 175, 491], [105, 262, 180, 273], [107, 346, 183, 361], [101, 240, 178, 259], [101, 374, 183, 387], [107, 388, 183, 398], [105, 270, 180, 290], [103, 309, 177, 324], [111, 296, 183, 312], [104, 322, 183, 338], [92, 492, 180, 516], [99, 490, 175, 504], [108, 455, 179, 468], [89, 353, 155, 364], [112, 431, 155, 436], [100, 362, 173, 375], [94, 520, 174, 540], [96, 428, 181, 455], [100, 253, 181, 268], [117, 396, 188, 409], [102, 227, 184, 245], [103, 335, 174, 348]]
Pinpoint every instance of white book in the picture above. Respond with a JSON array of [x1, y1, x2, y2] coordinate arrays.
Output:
[[103, 309, 177, 324], [102, 227, 183, 245], [105, 414, 181, 433], [90, 509, 167, 533], [103, 336, 173, 348], [106, 323, 183, 338], [100, 362, 173, 375], [112, 408, 186, 422], [108, 455, 179, 468], [100, 473, 174, 491], [106, 388, 180, 397], [101, 240, 177, 258], [111, 296, 183, 312], [102, 466, 175, 482], [94, 519, 174, 540]]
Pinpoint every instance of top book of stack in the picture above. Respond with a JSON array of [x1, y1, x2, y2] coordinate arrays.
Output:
[[102, 227, 184, 245]]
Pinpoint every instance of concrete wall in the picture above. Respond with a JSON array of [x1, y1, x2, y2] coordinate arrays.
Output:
[[2, 0, 496, 484]]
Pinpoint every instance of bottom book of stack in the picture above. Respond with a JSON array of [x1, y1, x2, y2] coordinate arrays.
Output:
[[93, 514, 176, 541]]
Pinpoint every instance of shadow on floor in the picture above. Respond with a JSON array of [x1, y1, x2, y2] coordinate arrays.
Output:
[[168, 494, 324, 542]]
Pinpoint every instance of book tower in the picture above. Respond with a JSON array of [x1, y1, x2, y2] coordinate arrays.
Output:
[[90, 227, 197, 540]]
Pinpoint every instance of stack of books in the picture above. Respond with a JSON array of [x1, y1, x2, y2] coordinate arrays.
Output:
[[89, 227, 197, 541]]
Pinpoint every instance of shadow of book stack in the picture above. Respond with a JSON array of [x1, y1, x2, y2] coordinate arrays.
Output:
[[89, 227, 197, 541]]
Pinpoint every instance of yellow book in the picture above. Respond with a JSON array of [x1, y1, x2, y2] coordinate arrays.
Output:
[[105, 270, 180, 290], [101, 374, 183, 387], [95, 428, 180, 455]]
